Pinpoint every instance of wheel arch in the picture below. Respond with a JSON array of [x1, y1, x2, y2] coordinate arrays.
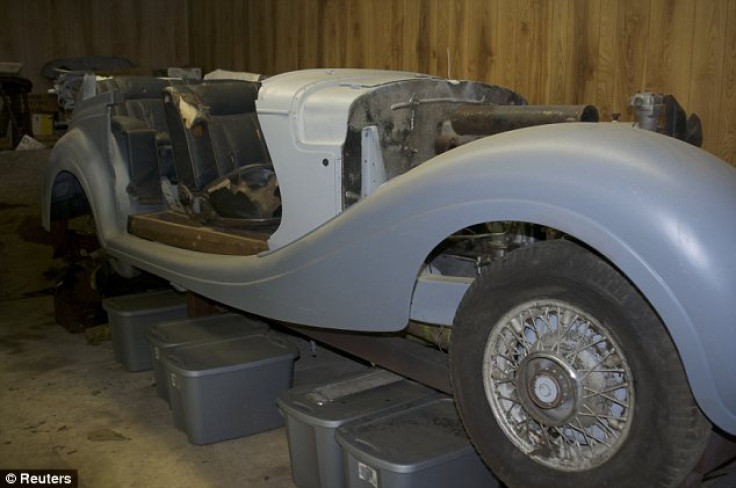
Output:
[[43, 128, 124, 242], [393, 123, 736, 435], [410, 198, 729, 433], [44, 169, 91, 225]]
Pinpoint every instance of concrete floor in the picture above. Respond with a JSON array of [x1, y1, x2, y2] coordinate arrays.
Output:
[[0, 149, 366, 487], [1, 148, 734, 488]]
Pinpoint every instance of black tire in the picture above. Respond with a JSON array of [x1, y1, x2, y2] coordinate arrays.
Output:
[[450, 240, 711, 488]]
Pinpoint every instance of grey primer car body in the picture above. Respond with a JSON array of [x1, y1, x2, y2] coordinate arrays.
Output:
[[42, 69, 736, 437]]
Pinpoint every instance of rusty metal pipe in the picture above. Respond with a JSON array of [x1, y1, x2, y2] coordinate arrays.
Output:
[[451, 103, 599, 136]]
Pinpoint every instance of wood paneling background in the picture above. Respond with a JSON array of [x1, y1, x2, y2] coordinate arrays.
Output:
[[2, 0, 734, 164], [0, 0, 189, 93], [188, 0, 736, 166]]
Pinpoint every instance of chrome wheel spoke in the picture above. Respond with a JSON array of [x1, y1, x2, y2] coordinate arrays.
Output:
[[583, 382, 630, 398]]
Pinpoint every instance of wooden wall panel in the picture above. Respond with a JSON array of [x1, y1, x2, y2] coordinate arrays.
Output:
[[4, 0, 733, 165], [614, 0, 650, 118], [402, 0, 425, 73], [573, 0, 601, 105], [0, 2, 26, 65], [720, 1, 736, 165], [494, 1, 518, 91], [425, 0, 448, 76], [596, 0, 620, 120], [689, 1, 728, 156], [186, 0, 736, 165], [447, 1, 468, 80], [547, 0, 574, 103], [514, 0, 551, 104], [464, 0, 495, 81], [645, 0, 695, 108], [298, 0, 321, 69], [0, 0, 189, 93], [322, 0, 348, 68], [388, 0, 407, 70]]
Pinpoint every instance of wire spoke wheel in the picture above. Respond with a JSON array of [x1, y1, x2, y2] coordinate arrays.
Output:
[[484, 300, 633, 471], [450, 240, 711, 488]]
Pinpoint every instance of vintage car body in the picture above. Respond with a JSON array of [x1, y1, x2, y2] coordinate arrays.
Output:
[[42, 69, 735, 487]]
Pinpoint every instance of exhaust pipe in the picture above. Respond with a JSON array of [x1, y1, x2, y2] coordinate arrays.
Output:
[[451, 103, 599, 136]]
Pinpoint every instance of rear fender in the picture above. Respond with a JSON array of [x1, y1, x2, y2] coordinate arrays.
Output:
[[43, 91, 141, 245], [43, 128, 123, 239]]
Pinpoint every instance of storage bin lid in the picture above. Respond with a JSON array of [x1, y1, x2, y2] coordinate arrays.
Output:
[[335, 397, 474, 473], [102, 290, 186, 316], [146, 313, 269, 348], [162, 333, 299, 377], [277, 368, 436, 428]]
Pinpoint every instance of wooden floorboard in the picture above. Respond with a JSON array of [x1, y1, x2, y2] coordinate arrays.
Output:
[[128, 211, 271, 256]]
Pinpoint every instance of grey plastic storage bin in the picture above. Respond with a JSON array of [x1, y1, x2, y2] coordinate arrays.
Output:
[[163, 333, 299, 445], [146, 313, 269, 404], [276, 368, 439, 488], [103, 290, 187, 371], [336, 397, 499, 488]]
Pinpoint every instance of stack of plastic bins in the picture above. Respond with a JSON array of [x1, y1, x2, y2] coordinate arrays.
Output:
[[162, 333, 299, 445], [276, 368, 441, 488], [102, 290, 187, 371], [146, 313, 269, 404], [336, 397, 499, 488]]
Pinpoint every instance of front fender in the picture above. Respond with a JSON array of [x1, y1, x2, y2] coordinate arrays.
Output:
[[388, 122, 736, 435]]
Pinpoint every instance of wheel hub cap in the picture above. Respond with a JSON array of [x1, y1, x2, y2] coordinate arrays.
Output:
[[518, 353, 578, 424]]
